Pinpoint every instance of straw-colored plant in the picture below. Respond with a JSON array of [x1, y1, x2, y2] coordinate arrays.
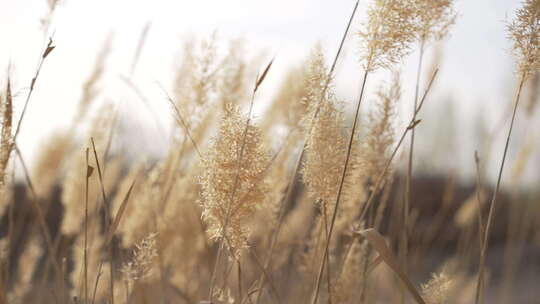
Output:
[[3, 2, 540, 304], [199, 105, 271, 256]]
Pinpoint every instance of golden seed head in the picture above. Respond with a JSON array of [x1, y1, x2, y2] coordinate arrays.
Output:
[[301, 45, 331, 108], [199, 104, 270, 256], [302, 97, 347, 207], [413, 0, 457, 43], [359, 0, 418, 71], [300, 48, 349, 207], [508, 0, 540, 78]]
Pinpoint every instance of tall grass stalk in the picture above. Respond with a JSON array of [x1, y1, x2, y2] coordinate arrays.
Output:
[[401, 38, 425, 304], [476, 73, 526, 304], [90, 138, 114, 304], [84, 148, 92, 304]]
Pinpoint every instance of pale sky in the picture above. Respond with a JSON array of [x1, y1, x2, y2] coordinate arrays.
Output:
[[1, 0, 536, 186]]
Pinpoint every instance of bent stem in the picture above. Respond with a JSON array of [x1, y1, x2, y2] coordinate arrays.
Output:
[[475, 73, 526, 304]]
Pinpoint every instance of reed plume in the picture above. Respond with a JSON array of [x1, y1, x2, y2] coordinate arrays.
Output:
[[199, 105, 271, 256], [412, 0, 456, 43], [359, 0, 418, 71], [302, 88, 348, 208], [508, 0, 540, 79], [301, 47, 352, 208]]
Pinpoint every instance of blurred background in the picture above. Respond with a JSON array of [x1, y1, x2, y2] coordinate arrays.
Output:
[[1, 0, 538, 188]]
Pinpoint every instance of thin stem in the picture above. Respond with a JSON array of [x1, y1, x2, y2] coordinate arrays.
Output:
[[237, 260, 243, 302], [311, 69, 369, 304], [474, 151, 486, 247], [91, 263, 103, 304], [401, 39, 425, 303], [157, 83, 202, 158], [84, 148, 90, 304], [90, 138, 114, 304], [321, 204, 333, 304], [130, 22, 151, 76], [13, 38, 55, 142], [476, 73, 526, 304], [473, 151, 486, 304]]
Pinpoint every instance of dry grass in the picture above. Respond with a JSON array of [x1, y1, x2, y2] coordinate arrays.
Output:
[[1, 1, 540, 304]]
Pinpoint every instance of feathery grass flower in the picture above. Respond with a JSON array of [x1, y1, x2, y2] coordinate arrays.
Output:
[[199, 105, 270, 256], [508, 0, 540, 78], [359, 0, 418, 71]]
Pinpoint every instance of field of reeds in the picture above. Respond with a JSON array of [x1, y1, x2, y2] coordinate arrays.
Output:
[[1, 0, 540, 303]]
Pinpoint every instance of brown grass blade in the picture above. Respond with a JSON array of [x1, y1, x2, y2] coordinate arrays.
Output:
[[43, 38, 56, 59], [407, 119, 422, 130], [367, 254, 384, 275], [105, 175, 138, 245], [355, 228, 426, 304], [254, 58, 274, 93], [14, 37, 55, 141]]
